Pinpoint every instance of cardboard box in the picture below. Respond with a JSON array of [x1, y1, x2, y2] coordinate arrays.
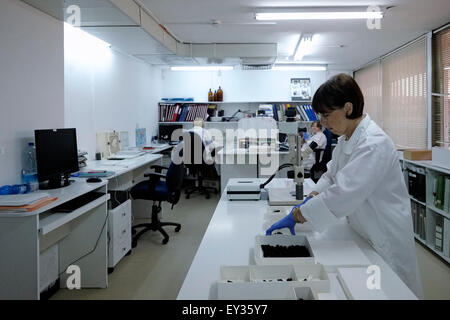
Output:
[[403, 149, 432, 160]]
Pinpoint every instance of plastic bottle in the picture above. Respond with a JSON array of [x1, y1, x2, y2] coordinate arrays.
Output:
[[22, 142, 39, 192], [0, 184, 30, 195]]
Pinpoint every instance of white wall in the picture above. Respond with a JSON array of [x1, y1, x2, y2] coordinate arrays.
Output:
[[64, 26, 162, 159], [0, 0, 64, 185], [161, 69, 328, 102]]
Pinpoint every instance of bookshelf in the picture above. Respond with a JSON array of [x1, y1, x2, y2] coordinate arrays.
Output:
[[158, 101, 316, 124], [400, 158, 450, 265]]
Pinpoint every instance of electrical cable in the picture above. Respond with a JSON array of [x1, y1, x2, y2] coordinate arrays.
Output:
[[58, 208, 109, 277], [259, 163, 293, 189]]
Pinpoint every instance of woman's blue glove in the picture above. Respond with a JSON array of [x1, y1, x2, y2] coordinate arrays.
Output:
[[265, 196, 313, 236]]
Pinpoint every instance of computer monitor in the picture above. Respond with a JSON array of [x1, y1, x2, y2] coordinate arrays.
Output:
[[35, 128, 79, 190], [158, 124, 183, 143]]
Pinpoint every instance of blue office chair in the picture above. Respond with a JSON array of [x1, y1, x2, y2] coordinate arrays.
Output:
[[130, 162, 186, 245]]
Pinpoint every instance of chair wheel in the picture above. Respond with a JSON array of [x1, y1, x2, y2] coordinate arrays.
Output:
[[162, 238, 169, 245], [175, 226, 181, 232]]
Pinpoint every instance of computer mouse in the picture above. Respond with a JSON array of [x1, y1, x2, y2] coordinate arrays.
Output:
[[86, 177, 102, 183]]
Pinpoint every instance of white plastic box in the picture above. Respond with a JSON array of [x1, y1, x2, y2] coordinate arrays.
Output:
[[254, 234, 315, 265], [337, 267, 388, 300], [308, 239, 371, 272], [218, 265, 328, 300], [432, 147, 450, 170]]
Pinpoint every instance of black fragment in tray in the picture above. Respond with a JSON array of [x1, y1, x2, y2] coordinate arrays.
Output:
[[261, 245, 310, 258]]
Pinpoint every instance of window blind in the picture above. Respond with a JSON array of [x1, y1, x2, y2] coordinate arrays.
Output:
[[432, 26, 450, 148], [381, 38, 427, 149], [354, 62, 381, 126]]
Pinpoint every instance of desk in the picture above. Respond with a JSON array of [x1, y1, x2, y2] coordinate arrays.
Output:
[[0, 179, 109, 300], [217, 147, 290, 191], [177, 178, 418, 300], [85, 153, 164, 191]]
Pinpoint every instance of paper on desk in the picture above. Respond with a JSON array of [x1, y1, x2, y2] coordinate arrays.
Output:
[[0, 193, 50, 206]]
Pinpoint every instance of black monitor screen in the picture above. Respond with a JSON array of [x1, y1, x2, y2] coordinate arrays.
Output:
[[35, 128, 79, 183], [159, 124, 183, 142]]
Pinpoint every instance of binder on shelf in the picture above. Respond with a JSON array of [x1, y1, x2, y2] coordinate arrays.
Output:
[[444, 177, 450, 212], [435, 214, 444, 252], [443, 218, 450, 257], [434, 175, 445, 210]]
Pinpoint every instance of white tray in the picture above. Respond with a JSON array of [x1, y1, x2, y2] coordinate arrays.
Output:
[[308, 239, 371, 272], [337, 267, 388, 300]]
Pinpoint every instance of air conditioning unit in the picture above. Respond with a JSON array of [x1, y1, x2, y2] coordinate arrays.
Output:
[[241, 57, 276, 70]]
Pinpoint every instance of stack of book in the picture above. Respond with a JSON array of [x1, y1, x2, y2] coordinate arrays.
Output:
[[159, 104, 209, 122], [78, 150, 88, 169], [271, 104, 318, 122], [0, 193, 57, 213]]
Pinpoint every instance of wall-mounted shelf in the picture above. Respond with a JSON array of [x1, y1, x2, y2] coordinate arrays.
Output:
[[159, 101, 312, 105], [400, 158, 450, 265]]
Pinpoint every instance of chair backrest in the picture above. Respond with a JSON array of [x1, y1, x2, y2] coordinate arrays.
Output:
[[165, 162, 186, 193], [322, 129, 333, 163]]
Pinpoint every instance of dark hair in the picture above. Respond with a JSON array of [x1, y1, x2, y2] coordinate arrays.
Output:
[[311, 121, 322, 129], [312, 73, 364, 119]]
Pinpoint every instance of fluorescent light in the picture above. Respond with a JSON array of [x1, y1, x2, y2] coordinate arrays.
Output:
[[171, 66, 234, 71], [294, 34, 313, 61], [272, 65, 326, 71], [255, 11, 383, 20]]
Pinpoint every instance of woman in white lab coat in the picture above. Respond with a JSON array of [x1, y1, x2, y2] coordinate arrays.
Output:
[[301, 121, 327, 170], [266, 73, 424, 299]]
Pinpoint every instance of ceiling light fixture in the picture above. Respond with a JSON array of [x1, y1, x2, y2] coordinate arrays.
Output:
[[294, 34, 314, 61], [171, 66, 234, 71], [255, 11, 383, 21], [255, 6, 384, 21], [272, 64, 326, 71]]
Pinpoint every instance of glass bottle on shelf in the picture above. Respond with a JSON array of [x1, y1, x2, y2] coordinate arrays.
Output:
[[208, 89, 213, 102], [217, 86, 223, 102], [213, 90, 218, 102]]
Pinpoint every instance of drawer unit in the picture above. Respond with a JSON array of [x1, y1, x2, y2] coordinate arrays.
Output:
[[108, 199, 132, 269]]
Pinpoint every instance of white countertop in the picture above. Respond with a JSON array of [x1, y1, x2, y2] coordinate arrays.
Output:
[[84, 153, 163, 179], [177, 178, 418, 300], [0, 178, 108, 218]]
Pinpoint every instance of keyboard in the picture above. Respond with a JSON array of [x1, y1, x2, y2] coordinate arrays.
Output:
[[51, 192, 104, 213]]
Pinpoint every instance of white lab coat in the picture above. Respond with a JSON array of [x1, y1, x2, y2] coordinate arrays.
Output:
[[171, 126, 217, 165], [302, 131, 327, 170], [300, 114, 424, 299]]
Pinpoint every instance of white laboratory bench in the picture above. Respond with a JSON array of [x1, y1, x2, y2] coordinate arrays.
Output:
[[177, 178, 418, 300], [217, 147, 291, 191]]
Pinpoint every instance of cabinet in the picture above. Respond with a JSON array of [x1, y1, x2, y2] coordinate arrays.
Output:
[[107, 199, 132, 271], [400, 157, 450, 264]]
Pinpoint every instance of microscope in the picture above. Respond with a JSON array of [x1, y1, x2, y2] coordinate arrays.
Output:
[[278, 108, 318, 200]]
